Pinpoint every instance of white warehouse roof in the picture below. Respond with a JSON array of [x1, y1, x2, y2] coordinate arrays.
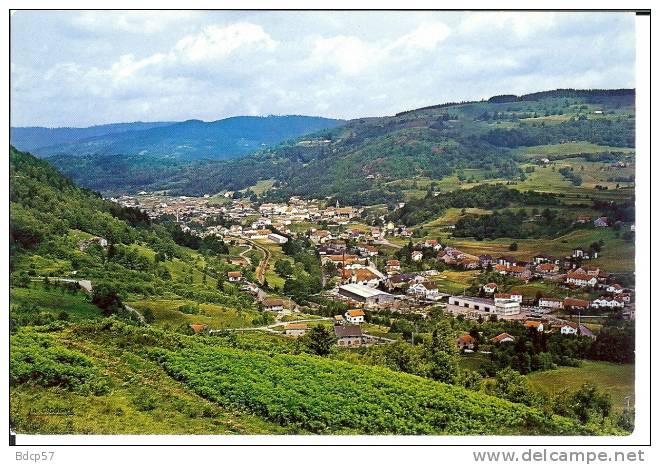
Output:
[[339, 283, 390, 298]]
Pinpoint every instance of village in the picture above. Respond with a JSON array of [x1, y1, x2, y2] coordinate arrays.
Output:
[[111, 192, 635, 350]]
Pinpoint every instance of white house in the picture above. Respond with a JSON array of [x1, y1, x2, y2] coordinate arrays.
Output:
[[592, 297, 625, 309], [407, 282, 440, 300], [606, 284, 624, 294], [494, 293, 523, 304], [560, 323, 579, 335], [525, 321, 544, 332], [263, 298, 284, 312], [538, 297, 564, 309], [411, 251, 424, 262], [386, 259, 401, 273], [284, 324, 307, 337], [483, 283, 498, 294], [565, 272, 598, 287], [344, 309, 366, 324]]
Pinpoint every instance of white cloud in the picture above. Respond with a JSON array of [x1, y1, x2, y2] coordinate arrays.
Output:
[[391, 21, 451, 50], [173, 23, 278, 62], [10, 11, 636, 127], [71, 11, 200, 34], [458, 12, 557, 40], [309, 35, 380, 75]]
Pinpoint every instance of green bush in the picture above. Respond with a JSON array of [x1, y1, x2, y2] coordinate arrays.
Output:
[[10, 330, 109, 395]]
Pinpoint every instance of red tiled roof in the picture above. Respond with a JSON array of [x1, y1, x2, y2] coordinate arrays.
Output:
[[510, 266, 528, 273], [537, 263, 557, 271], [190, 323, 207, 333], [491, 332, 515, 343], [346, 309, 365, 317], [286, 323, 308, 330], [563, 298, 590, 308], [567, 272, 592, 280]]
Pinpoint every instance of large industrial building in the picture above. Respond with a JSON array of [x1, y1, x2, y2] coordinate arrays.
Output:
[[446, 295, 521, 319], [338, 284, 394, 306]]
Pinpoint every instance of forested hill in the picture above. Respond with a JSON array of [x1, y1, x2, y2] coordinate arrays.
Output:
[[10, 146, 149, 258], [9, 145, 247, 301], [15, 115, 345, 160], [46, 88, 635, 202], [10, 122, 175, 152], [152, 88, 635, 204]]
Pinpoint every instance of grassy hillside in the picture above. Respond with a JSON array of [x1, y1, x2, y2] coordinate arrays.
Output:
[[10, 321, 613, 435], [10, 146, 257, 308], [527, 361, 634, 415], [10, 326, 288, 435]]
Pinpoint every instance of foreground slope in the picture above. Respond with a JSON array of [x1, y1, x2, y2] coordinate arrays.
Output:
[[11, 321, 612, 435]]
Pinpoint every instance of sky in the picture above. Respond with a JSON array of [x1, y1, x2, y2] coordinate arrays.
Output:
[[10, 11, 636, 127]]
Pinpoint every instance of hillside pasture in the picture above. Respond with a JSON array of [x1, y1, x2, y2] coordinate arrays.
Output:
[[445, 228, 634, 273], [11, 283, 101, 321], [126, 298, 260, 330], [527, 361, 635, 415]]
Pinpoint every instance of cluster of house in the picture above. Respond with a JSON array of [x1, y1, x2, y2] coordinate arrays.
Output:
[[456, 319, 595, 351], [279, 308, 383, 349], [438, 246, 481, 269], [482, 278, 632, 313], [258, 199, 360, 226], [538, 292, 630, 311], [311, 228, 384, 247], [403, 237, 623, 292], [111, 193, 228, 223], [383, 272, 442, 301]]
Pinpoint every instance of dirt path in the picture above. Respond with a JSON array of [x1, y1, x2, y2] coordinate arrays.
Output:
[[246, 239, 271, 285]]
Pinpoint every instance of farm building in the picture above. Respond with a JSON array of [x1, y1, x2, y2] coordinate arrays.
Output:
[[268, 233, 289, 244], [334, 325, 363, 347], [446, 295, 520, 318], [263, 298, 284, 312], [284, 323, 307, 337], [338, 284, 394, 306]]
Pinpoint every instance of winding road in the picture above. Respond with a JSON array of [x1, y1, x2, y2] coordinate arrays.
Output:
[[33, 277, 394, 343]]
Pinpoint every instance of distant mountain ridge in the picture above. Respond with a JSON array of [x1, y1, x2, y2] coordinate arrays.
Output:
[[10, 122, 175, 152], [11, 115, 345, 161], [39, 88, 634, 201]]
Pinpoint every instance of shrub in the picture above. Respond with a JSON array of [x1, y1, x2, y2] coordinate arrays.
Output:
[[10, 330, 109, 395]]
